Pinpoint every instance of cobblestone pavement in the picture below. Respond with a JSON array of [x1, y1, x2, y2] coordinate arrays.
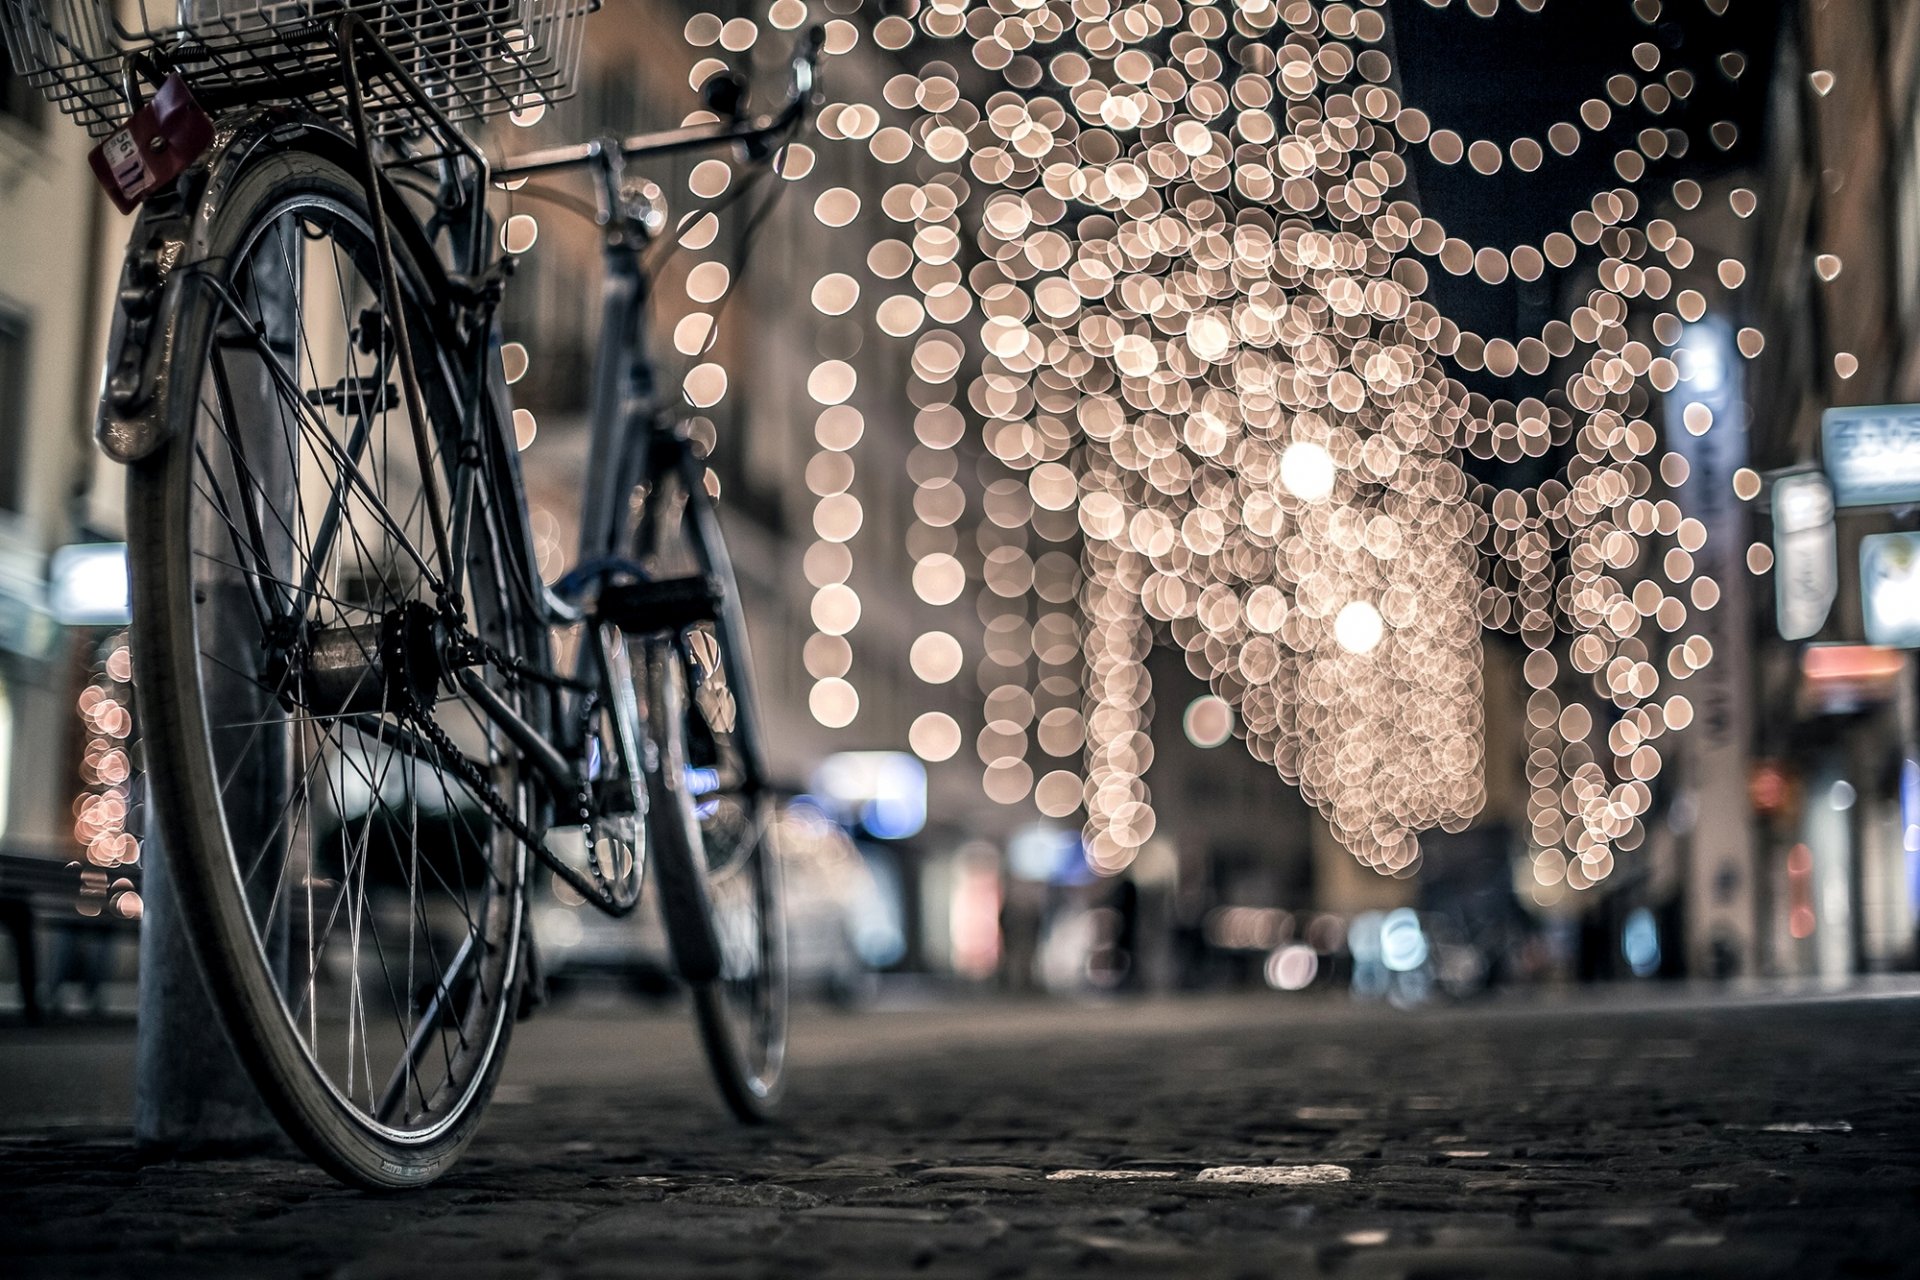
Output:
[[4, 986, 1919, 1278]]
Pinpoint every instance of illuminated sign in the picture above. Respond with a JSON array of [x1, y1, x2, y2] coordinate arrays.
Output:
[[48, 543, 130, 626], [1822, 404, 1920, 507], [1801, 643, 1906, 715], [1007, 824, 1087, 884], [1861, 531, 1920, 648], [1770, 471, 1836, 641], [811, 751, 927, 840]]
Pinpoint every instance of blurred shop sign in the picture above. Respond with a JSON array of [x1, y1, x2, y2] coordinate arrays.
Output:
[[1822, 404, 1920, 507], [1800, 643, 1906, 715], [811, 751, 926, 840], [1747, 759, 1796, 819], [49, 543, 130, 627], [1007, 824, 1088, 884], [1860, 531, 1920, 647], [1771, 471, 1836, 640]]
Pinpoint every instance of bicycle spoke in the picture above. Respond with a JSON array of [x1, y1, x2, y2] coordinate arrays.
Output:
[[302, 723, 484, 950], [375, 928, 477, 1125], [190, 436, 283, 634], [210, 302, 438, 592]]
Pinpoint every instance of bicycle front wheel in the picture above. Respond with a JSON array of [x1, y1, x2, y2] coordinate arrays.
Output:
[[636, 454, 787, 1120], [128, 144, 538, 1188]]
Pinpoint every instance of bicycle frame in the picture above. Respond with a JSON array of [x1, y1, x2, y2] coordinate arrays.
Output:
[[478, 78, 802, 825], [471, 33, 813, 802], [477, 138, 784, 909]]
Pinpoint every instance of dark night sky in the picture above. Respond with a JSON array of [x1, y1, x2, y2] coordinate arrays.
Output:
[[1388, 0, 1782, 353]]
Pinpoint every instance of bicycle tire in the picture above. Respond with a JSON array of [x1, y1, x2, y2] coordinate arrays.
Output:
[[127, 140, 539, 1188], [637, 459, 787, 1121]]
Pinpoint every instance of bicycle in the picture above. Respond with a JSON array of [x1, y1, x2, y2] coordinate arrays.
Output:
[[0, 0, 820, 1187]]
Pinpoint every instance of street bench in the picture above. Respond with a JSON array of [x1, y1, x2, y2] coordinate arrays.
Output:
[[0, 845, 141, 1022]]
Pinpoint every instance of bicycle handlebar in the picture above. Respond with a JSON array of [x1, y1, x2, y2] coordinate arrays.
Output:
[[494, 26, 824, 181]]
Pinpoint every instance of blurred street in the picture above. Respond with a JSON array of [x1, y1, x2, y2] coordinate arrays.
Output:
[[6, 0, 1920, 1267], [6, 983, 1919, 1278]]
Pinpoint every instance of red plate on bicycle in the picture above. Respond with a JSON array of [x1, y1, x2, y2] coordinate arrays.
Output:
[[88, 74, 214, 214]]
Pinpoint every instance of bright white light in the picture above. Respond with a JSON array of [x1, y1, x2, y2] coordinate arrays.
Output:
[[1265, 944, 1319, 991], [1334, 600, 1384, 655], [49, 543, 129, 626], [909, 631, 964, 683], [1379, 908, 1428, 973], [1280, 441, 1335, 502], [808, 678, 858, 728], [812, 751, 927, 839], [1679, 320, 1729, 393], [908, 711, 961, 762]]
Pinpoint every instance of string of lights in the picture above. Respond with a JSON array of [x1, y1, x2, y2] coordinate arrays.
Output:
[[74, 637, 140, 921], [631, 0, 1777, 888]]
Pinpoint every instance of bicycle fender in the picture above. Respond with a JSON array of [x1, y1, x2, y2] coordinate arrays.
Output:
[[95, 112, 359, 463], [94, 174, 197, 463]]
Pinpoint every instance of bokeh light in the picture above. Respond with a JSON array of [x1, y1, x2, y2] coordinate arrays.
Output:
[[641, 0, 1770, 882]]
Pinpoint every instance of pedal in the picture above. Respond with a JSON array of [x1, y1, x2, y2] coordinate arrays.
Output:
[[307, 376, 399, 415], [596, 574, 722, 634]]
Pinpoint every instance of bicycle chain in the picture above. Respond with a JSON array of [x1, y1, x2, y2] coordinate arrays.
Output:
[[467, 628, 627, 904], [463, 630, 594, 694], [402, 655, 635, 913]]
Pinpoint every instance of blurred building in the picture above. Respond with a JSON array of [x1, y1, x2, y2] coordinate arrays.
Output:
[[1734, 0, 1920, 978], [494, 3, 1423, 992], [0, 44, 140, 1015], [0, 46, 117, 849]]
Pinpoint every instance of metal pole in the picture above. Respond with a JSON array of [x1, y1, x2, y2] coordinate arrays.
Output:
[[133, 823, 277, 1152], [133, 211, 303, 1154]]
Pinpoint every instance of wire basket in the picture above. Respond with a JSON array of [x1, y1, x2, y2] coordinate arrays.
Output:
[[0, 0, 595, 137]]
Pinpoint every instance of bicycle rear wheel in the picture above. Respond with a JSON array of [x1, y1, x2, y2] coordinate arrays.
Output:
[[128, 145, 538, 1188], [635, 451, 787, 1120]]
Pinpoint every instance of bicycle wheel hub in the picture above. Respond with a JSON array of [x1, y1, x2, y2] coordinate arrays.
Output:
[[295, 600, 445, 717]]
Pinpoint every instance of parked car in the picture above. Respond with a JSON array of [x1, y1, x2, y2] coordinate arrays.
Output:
[[534, 801, 885, 1005]]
